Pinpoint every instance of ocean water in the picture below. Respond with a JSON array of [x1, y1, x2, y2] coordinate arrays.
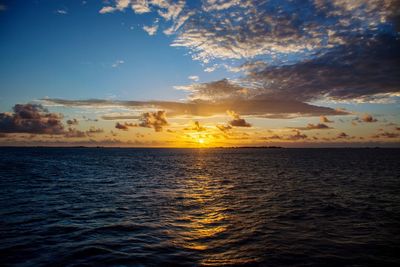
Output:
[[0, 147, 399, 267]]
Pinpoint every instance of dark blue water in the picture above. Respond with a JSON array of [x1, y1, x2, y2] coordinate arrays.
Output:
[[0, 148, 399, 266]]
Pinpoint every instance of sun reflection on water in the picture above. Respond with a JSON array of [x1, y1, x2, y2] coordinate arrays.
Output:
[[168, 152, 261, 266]]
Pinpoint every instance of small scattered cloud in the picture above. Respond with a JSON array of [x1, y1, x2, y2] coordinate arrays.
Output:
[[362, 114, 378, 123], [0, 4, 7, 11], [143, 24, 158, 36], [204, 66, 217, 72], [287, 130, 308, 141], [99, 6, 116, 14], [295, 123, 332, 131], [137, 110, 168, 132], [216, 124, 232, 133], [64, 128, 86, 138], [114, 111, 168, 132], [227, 110, 251, 127], [55, 9, 68, 15], [337, 132, 350, 139], [66, 118, 79, 125], [132, 0, 151, 14], [86, 127, 104, 135], [372, 132, 400, 138], [184, 121, 206, 132], [115, 122, 136, 131], [188, 75, 199, 82], [320, 116, 334, 123], [112, 60, 124, 68]]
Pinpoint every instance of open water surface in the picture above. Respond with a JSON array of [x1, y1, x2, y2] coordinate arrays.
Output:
[[0, 147, 399, 266]]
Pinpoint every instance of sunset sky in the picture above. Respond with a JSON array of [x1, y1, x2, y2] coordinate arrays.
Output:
[[0, 0, 399, 147]]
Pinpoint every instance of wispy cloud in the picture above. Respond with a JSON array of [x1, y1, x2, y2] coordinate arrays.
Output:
[[55, 9, 68, 15], [188, 75, 199, 82], [143, 24, 158, 35], [112, 60, 125, 68]]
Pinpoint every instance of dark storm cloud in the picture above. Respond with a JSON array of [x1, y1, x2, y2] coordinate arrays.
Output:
[[0, 104, 64, 134]]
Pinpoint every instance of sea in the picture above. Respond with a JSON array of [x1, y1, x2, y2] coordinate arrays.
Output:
[[0, 147, 399, 266]]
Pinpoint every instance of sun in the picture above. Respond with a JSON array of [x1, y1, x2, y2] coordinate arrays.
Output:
[[198, 138, 205, 144]]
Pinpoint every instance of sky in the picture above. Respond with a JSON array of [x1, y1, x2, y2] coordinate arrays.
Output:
[[0, 0, 399, 147]]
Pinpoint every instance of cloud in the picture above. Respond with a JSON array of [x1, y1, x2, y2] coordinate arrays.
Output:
[[137, 110, 168, 131], [112, 60, 124, 68], [99, 0, 131, 14], [132, 0, 151, 14], [170, 1, 396, 64], [0, 104, 64, 134], [362, 114, 378, 123], [55, 9, 68, 15], [216, 124, 232, 133], [86, 127, 104, 135], [114, 111, 168, 132], [320, 116, 334, 123], [143, 24, 158, 35], [245, 34, 400, 103], [262, 134, 282, 140], [337, 132, 350, 139], [188, 75, 199, 82], [176, 79, 249, 101], [115, 122, 136, 131], [64, 128, 86, 138], [99, 6, 116, 14], [185, 121, 206, 132], [101, 113, 140, 120], [372, 132, 400, 138], [287, 130, 308, 141], [98, 1, 399, 104], [295, 123, 332, 131], [66, 118, 79, 125], [43, 98, 347, 118], [227, 110, 251, 127], [0, 4, 7, 11]]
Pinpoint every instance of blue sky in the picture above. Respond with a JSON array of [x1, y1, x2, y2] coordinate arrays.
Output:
[[0, 0, 399, 147], [0, 0, 231, 107]]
